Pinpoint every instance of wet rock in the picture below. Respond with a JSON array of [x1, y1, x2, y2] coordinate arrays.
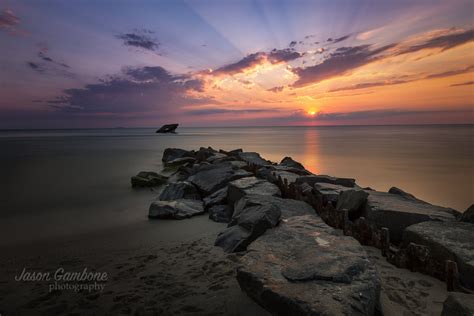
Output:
[[236, 215, 380, 316], [363, 190, 458, 242], [206, 152, 228, 163], [188, 163, 252, 196], [296, 174, 356, 188], [314, 182, 352, 205], [148, 199, 204, 219], [228, 160, 248, 169], [441, 292, 474, 316], [256, 167, 300, 184], [227, 177, 281, 205], [336, 189, 369, 218], [403, 220, 474, 289], [164, 157, 196, 167], [279, 156, 306, 171], [195, 147, 218, 161], [162, 148, 194, 163], [238, 152, 272, 167], [203, 187, 227, 209], [158, 181, 200, 201], [131, 171, 167, 187], [215, 204, 281, 252], [208, 205, 233, 223], [461, 204, 474, 223], [232, 194, 315, 222]]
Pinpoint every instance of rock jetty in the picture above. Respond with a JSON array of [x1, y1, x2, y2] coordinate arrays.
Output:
[[132, 146, 474, 315]]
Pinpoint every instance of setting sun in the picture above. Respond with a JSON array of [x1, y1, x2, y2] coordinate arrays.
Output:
[[307, 110, 316, 116]]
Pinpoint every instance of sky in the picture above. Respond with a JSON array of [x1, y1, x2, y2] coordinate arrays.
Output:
[[0, 0, 473, 128]]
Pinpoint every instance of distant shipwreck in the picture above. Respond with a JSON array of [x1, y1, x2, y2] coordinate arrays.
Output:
[[156, 123, 178, 133]]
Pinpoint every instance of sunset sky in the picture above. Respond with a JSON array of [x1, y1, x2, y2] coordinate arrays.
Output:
[[0, 0, 473, 128]]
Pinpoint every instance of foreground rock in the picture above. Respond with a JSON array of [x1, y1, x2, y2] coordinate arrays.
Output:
[[131, 171, 167, 187], [237, 215, 380, 315], [461, 204, 474, 223], [215, 204, 280, 253], [148, 199, 204, 219], [403, 220, 474, 289], [336, 189, 369, 218], [238, 152, 271, 167], [208, 205, 233, 223], [362, 190, 458, 242], [162, 148, 193, 163], [442, 292, 474, 316], [227, 177, 281, 205], [295, 174, 356, 188], [158, 181, 200, 201], [156, 123, 178, 133]]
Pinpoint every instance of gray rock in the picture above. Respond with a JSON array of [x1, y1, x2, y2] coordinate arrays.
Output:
[[238, 152, 272, 167], [314, 182, 351, 205], [256, 166, 300, 184], [228, 160, 248, 169], [148, 199, 204, 219], [232, 194, 315, 222], [442, 292, 474, 316], [279, 156, 306, 171], [296, 174, 356, 188], [209, 205, 233, 223], [461, 204, 474, 223], [336, 189, 369, 217], [363, 190, 458, 242], [388, 187, 418, 201], [195, 146, 217, 161], [215, 204, 281, 253], [158, 181, 200, 201], [236, 215, 380, 316], [164, 156, 196, 167], [162, 148, 194, 163], [131, 171, 167, 187], [403, 220, 474, 289], [227, 177, 281, 206], [206, 152, 228, 163], [188, 164, 252, 195], [203, 187, 227, 209]]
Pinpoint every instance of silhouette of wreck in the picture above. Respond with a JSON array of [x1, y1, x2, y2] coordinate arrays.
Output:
[[156, 124, 179, 133]]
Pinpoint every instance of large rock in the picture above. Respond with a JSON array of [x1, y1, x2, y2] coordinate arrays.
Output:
[[314, 182, 352, 205], [256, 167, 300, 184], [208, 205, 233, 223], [238, 152, 272, 167], [403, 220, 474, 289], [227, 177, 281, 205], [461, 204, 474, 223], [164, 156, 196, 167], [388, 187, 418, 201], [148, 199, 204, 219], [162, 148, 194, 163], [236, 215, 380, 315], [131, 171, 167, 187], [296, 175, 356, 188], [336, 189, 369, 217], [203, 187, 227, 209], [232, 194, 315, 222], [279, 156, 306, 171], [441, 292, 474, 316], [215, 204, 281, 253], [158, 181, 200, 201], [363, 190, 458, 243], [188, 163, 252, 196]]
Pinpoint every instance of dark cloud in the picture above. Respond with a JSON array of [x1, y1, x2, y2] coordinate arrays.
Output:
[[332, 34, 351, 43], [425, 65, 474, 79], [329, 80, 410, 92], [397, 29, 474, 55], [49, 66, 209, 115], [327, 38, 333, 42], [116, 29, 159, 52], [187, 108, 272, 116], [26, 62, 44, 73], [450, 81, 474, 87], [268, 48, 302, 63], [0, 9, 19, 29], [289, 41, 297, 47], [292, 44, 395, 87], [37, 51, 70, 68], [267, 86, 284, 93]]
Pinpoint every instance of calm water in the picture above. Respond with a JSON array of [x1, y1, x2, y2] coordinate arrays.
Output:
[[0, 125, 472, 244]]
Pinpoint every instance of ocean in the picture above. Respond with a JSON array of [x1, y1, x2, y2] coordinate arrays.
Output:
[[0, 125, 472, 245]]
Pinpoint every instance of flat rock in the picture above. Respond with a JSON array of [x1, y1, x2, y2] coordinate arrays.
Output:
[[236, 215, 380, 316], [232, 194, 315, 222], [227, 177, 281, 205], [403, 220, 474, 289], [442, 292, 474, 316], [208, 205, 233, 223], [148, 199, 204, 219], [158, 181, 200, 201], [314, 182, 352, 205], [238, 152, 272, 167], [162, 148, 194, 163], [296, 174, 356, 188], [188, 164, 252, 196], [363, 190, 458, 242], [336, 189, 369, 217], [215, 204, 281, 252], [461, 204, 474, 223], [164, 156, 196, 167], [131, 171, 167, 187], [256, 167, 300, 184]]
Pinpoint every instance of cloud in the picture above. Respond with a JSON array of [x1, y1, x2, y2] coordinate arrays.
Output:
[[0, 9, 26, 35], [37, 52, 70, 68], [26, 62, 45, 73], [425, 65, 474, 79], [289, 41, 297, 47], [267, 86, 284, 93], [332, 35, 351, 43], [329, 79, 410, 92], [49, 66, 209, 115], [116, 29, 159, 52], [187, 108, 273, 116], [292, 44, 395, 87], [451, 81, 474, 87]]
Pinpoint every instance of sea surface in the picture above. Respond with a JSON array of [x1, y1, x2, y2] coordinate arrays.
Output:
[[0, 125, 472, 245]]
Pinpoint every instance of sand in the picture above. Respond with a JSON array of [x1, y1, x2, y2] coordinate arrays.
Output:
[[0, 214, 449, 315]]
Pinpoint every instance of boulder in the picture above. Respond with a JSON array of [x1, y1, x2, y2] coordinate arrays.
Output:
[[279, 156, 306, 171], [238, 152, 272, 167], [227, 177, 281, 206], [131, 171, 167, 187], [461, 204, 474, 223], [232, 194, 315, 222], [314, 182, 352, 205], [148, 199, 204, 219], [156, 123, 178, 133], [162, 148, 194, 163], [195, 147, 217, 161], [203, 187, 227, 209], [296, 175, 356, 188], [363, 190, 458, 243], [236, 215, 380, 316], [256, 167, 300, 184], [206, 152, 228, 163], [208, 205, 233, 223], [403, 220, 474, 289], [158, 181, 200, 201], [163, 156, 196, 167], [228, 160, 248, 169], [336, 189, 369, 218], [441, 292, 474, 316], [215, 204, 281, 253], [188, 163, 252, 196], [388, 187, 418, 201]]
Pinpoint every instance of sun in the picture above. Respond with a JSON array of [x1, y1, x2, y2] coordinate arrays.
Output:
[[307, 109, 316, 116]]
